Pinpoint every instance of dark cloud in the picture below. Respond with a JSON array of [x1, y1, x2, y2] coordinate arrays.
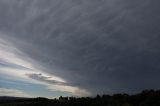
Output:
[[0, 0, 160, 95]]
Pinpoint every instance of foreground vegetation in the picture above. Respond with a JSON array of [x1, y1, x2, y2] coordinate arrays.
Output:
[[0, 90, 160, 106]]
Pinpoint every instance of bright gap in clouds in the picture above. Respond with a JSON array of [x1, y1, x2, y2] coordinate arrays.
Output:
[[0, 88, 30, 97], [0, 37, 90, 97]]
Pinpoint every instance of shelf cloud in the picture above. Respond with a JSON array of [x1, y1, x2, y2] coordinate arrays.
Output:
[[0, 0, 160, 97]]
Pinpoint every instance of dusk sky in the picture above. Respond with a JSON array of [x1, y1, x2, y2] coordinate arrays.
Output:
[[0, 0, 160, 98]]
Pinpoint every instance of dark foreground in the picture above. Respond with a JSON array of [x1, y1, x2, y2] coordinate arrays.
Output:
[[0, 90, 160, 106]]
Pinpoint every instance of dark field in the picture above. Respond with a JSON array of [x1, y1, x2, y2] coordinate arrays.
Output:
[[0, 90, 160, 106]]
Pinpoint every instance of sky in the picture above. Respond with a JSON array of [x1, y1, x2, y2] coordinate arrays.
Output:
[[0, 0, 160, 98]]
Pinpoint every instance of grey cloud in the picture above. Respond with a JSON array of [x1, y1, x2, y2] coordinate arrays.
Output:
[[0, 0, 160, 95], [26, 73, 66, 85]]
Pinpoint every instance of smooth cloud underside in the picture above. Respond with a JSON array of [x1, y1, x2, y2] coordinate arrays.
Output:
[[0, 0, 160, 97]]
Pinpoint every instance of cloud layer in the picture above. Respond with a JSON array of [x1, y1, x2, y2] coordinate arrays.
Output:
[[0, 0, 160, 96], [0, 37, 90, 97]]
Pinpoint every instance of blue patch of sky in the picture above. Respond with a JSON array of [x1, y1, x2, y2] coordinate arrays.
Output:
[[0, 76, 72, 98]]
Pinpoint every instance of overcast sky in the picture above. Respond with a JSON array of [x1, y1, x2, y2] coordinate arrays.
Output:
[[0, 0, 160, 98]]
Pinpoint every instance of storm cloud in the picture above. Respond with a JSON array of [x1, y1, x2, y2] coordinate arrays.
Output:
[[0, 0, 160, 96]]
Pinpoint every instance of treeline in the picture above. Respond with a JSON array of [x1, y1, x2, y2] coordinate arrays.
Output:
[[0, 89, 160, 106]]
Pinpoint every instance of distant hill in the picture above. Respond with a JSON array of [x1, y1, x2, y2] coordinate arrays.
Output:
[[0, 96, 26, 100]]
